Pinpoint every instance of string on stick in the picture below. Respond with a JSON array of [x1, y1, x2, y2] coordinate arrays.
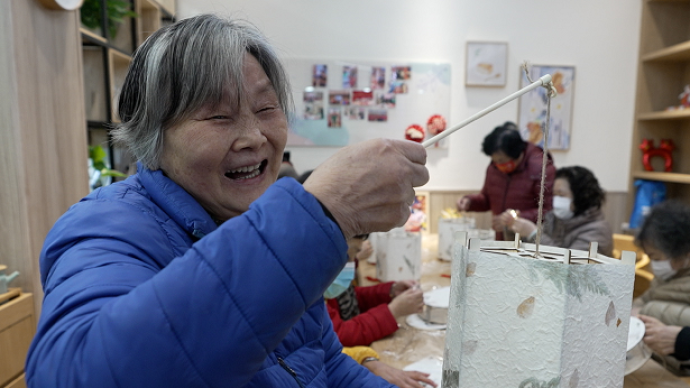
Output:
[[522, 63, 557, 258]]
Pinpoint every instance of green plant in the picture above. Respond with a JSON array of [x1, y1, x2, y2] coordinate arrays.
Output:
[[80, 0, 137, 40], [89, 145, 127, 179]]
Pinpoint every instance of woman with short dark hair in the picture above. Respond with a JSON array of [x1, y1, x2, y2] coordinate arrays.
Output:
[[457, 121, 556, 240], [506, 165, 613, 255]]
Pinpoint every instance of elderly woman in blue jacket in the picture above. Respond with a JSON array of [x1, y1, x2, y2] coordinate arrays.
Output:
[[25, 14, 428, 388]]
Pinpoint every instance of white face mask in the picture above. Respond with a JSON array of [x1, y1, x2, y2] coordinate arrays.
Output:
[[552, 196, 574, 220], [651, 260, 677, 281]]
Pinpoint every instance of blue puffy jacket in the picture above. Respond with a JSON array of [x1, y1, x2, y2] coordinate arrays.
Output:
[[26, 165, 393, 388]]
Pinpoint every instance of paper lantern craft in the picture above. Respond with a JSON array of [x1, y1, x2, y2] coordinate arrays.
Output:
[[442, 233, 636, 388], [375, 228, 422, 282], [437, 218, 476, 261]]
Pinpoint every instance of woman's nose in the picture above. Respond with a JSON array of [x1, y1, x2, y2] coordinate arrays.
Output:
[[232, 115, 267, 151]]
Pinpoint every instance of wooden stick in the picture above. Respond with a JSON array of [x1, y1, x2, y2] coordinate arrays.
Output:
[[422, 74, 553, 148]]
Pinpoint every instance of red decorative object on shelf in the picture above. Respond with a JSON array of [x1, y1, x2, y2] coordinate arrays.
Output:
[[640, 138, 675, 172], [405, 124, 425, 143], [426, 114, 447, 136]]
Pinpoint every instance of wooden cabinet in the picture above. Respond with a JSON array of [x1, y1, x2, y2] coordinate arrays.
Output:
[[79, 0, 175, 181], [629, 0, 690, 211], [0, 294, 34, 388]]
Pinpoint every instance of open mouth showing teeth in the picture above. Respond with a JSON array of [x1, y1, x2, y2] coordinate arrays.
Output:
[[225, 160, 267, 180]]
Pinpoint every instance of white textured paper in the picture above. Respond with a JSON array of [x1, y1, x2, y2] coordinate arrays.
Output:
[[442, 242, 635, 388], [376, 229, 422, 282]]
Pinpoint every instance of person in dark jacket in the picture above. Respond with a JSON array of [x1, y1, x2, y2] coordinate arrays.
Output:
[[457, 122, 555, 240], [25, 14, 429, 388], [504, 166, 613, 256]]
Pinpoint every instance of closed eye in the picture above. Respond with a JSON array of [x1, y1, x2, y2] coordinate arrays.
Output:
[[257, 106, 277, 113]]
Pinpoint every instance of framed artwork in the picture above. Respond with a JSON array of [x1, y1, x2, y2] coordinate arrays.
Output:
[[465, 42, 508, 87], [517, 65, 575, 150], [409, 190, 431, 234]]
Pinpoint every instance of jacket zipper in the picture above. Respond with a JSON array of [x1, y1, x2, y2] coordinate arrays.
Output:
[[277, 357, 306, 388], [500, 176, 512, 239], [501, 175, 512, 211]]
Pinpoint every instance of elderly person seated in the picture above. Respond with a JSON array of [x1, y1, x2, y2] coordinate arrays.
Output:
[[25, 14, 429, 388], [456, 122, 555, 240], [632, 201, 690, 374], [503, 166, 613, 256]]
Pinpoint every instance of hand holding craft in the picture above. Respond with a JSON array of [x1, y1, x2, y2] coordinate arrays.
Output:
[[390, 279, 417, 298], [639, 314, 683, 356], [304, 138, 429, 238], [456, 197, 471, 211], [388, 286, 424, 319], [509, 217, 538, 240]]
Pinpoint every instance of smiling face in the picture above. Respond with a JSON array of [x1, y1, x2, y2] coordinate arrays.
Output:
[[159, 53, 288, 221]]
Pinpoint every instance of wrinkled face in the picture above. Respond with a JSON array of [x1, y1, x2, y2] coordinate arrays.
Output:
[[159, 53, 288, 222]]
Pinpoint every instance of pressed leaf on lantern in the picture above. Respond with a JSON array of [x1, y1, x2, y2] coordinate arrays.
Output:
[[462, 340, 478, 355], [517, 296, 535, 318], [466, 262, 477, 277], [569, 369, 579, 388], [605, 301, 617, 326]]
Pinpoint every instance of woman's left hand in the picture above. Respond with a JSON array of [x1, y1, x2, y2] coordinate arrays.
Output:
[[639, 314, 683, 356], [363, 360, 437, 388]]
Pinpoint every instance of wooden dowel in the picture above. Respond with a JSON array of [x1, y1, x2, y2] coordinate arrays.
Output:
[[422, 74, 553, 148]]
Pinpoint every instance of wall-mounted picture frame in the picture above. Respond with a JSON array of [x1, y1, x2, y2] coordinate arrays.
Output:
[[406, 190, 431, 234], [465, 41, 508, 87], [517, 64, 575, 150]]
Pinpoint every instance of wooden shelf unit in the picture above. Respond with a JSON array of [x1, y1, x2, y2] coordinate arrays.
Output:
[[80, 0, 174, 180], [0, 293, 34, 388], [628, 0, 690, 213]]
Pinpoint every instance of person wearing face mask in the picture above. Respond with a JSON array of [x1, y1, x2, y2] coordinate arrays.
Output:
[[325, 234, 424, 347], [456, 122, 555, 240], [502, 166, 613, 256], [631, 201, 690, 374]]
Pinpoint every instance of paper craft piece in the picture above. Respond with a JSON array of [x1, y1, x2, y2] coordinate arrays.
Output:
[[403, 357, 443, 386], [422, 286, 451, 324], [376, 227, 422, 282], [437, 218, 476, 261], [407, 313, 447, 331], [442, 234, 636, 388], [625, 316, 650, 375]]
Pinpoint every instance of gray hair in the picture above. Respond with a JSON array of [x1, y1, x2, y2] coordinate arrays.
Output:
[[112, 14, 293, 169]]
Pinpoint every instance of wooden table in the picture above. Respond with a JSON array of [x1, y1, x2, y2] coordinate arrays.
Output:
[[359, 233, 690, 388]]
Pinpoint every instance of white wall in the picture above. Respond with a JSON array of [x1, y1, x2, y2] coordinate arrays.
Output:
[[178, 0, 640, 192]]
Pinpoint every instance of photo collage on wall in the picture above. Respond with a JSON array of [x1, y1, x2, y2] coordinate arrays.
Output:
[[303, 64, 412, 128]]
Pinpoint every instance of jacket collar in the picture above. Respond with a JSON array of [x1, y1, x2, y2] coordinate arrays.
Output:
[[548, 207, 604, 229], [137, 162, 218, 239]]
